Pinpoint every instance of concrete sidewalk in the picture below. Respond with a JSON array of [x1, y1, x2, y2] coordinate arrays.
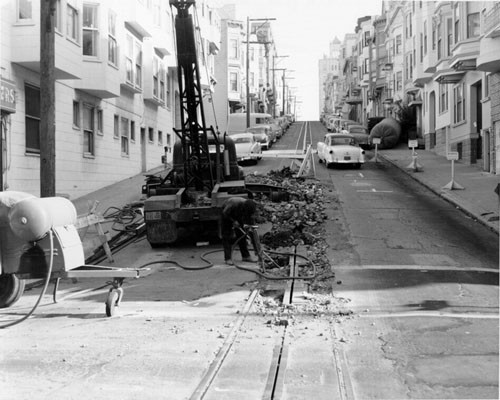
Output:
[[378, 145, 500, 234]]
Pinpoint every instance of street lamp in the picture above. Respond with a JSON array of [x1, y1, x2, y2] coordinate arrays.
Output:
[[246, 17, 276, 129]]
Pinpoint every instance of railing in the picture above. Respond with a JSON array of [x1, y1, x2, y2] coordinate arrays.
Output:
[[483, 3, 500, 35]]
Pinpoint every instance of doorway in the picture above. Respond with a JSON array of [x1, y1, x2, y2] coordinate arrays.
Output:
[[429, 91, 436, 148], [140, 127, 146, 172], [472, 80, 483, 163]]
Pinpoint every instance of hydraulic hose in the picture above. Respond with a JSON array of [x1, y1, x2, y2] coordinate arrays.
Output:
[[0, 230, 55, 329]]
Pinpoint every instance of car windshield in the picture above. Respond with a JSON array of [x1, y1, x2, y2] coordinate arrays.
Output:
[[234, 137, 252, 143], [331, 137, 355, 146]]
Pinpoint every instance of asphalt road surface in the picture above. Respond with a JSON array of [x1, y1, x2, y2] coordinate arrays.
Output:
[[0, 121, 497, 399]]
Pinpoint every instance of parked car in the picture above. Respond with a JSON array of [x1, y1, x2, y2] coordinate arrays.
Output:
[[247, 129, 270, 150], [247, 125, 275, 145], [316, 133, 365, 169], [327, 117, 341, 132], [347, 124, 370, 149], [269, 122, 283, 139], [231, 132, 262, 163]]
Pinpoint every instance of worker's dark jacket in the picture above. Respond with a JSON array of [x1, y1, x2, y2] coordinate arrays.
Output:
[[221, 197, 256, 237]]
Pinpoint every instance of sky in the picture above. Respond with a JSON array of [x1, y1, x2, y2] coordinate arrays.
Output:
[[211, 0, 383, 120]]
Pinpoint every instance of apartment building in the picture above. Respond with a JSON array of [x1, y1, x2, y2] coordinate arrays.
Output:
[[322, 1, 500, 174], [318, 37, 341, 117], [0, 0, 177, 199], [0, 0, 224, 200]]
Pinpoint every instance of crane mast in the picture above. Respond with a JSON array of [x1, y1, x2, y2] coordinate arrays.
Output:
[[170, 0, 216, 193]]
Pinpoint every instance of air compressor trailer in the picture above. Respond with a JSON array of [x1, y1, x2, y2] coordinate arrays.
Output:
[[0, 191, 151, 319]]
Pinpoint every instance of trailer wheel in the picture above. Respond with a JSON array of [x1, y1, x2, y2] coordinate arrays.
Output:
[[105, 289, 120, 317], [0, 274, 25, 308]]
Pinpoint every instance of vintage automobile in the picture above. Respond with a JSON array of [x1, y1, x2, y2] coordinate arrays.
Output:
[[316, 133, 365, 169], [347, 124, 371, 149], [231, 132, 262, 163], [248, 130, 270, 150], [246, 125, 273, 148]]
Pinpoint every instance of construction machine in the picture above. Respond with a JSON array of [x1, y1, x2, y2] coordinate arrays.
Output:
[[142, 0, 248, 246]]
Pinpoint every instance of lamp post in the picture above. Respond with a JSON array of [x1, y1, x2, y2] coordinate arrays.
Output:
[[246, 17, 276, 129]]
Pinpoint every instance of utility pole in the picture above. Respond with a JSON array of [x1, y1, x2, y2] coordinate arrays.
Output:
[[245, 17, 275, 129], [40, 0, 57, 197], [272, 55, 288, 118]]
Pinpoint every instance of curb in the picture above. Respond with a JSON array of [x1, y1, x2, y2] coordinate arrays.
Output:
[[379, 154, 499, 235]]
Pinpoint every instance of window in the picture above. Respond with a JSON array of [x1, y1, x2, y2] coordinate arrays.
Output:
[[108, 10, 118, 65], [153, 58, 159, 98], [125, 33, 143, 89], [485, 74, 490, 97], [148, 127, 154, 143], [364, 58, 369, 74], [135, 42, 142, 87], [73, 101, 80, 127], [158, 130, 163, 145], [130, 120, 136, 142], [437, 22, 442, 59], [395, 35, 402, 54], [126, 35, 134, 83], [83, 4, 98, 56], [114, 114, 119, 138], [364, 31, 370, 47], [25, 83, 40, 154], [120, 117, 129, 155], [67, 5, 79, 41], [454, 4, 460, 44], [453, 83, 465, 124], [250, 72, 254, 87], [18, 0, 32, 20], [230, 72, 238, 92], [432, 23, 436, 51], [97, 109, 103, 134], [229, 39, 238, 59], [439, 84, 449, 113], [446, 18, 452, 57], [420, 33, 423, 62], [83, 104, 95, 155], [166, 72, 171, 108], [159, 63, 165, 103], [467, 13, 480, 38], [250, 47, 254, 61], [54, 0, 62, 31], [396, 71, 402, 91], [424, 21, 427, 55]]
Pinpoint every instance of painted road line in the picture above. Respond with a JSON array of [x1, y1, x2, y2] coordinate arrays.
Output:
[[333, 264, 499, 273], [360, 311, 499, 319], [356, 188, 394, 193]]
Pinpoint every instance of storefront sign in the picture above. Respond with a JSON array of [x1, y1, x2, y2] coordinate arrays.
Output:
[[0, 78, 16, 113]]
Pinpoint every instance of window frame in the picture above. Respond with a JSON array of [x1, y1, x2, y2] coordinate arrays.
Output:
[[82, 103, 95, 156], [453, 82, 466, 124], [467, 12, 480, 39], [439, 84, 449, 113], [25, 83, 41, 155], [108, 10, 118, 66], [66, 4, 79, 42], [120, 116, 130, 156], [73, 100, 80, 128], [17, 0, 32, 22], [82, 3, 99, 57], [229, 71, 238, 92]]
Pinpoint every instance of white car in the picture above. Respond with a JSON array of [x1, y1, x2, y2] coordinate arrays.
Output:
[[316, 133, 365, 169], [231, 133, 262, 163]]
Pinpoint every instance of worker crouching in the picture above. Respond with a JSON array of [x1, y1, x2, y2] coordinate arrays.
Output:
[[221, 197, 258, 265]]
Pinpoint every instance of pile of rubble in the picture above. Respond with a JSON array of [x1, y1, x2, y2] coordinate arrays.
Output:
[[247, 167, 336, 290], [253, 291, 353, 324]]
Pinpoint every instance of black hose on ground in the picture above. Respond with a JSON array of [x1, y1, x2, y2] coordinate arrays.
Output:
[[0, 230, 55, 329]]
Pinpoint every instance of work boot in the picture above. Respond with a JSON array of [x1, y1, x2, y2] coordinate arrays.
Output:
[[225, 259, 234, 265], [242, 256, 257, 263]]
